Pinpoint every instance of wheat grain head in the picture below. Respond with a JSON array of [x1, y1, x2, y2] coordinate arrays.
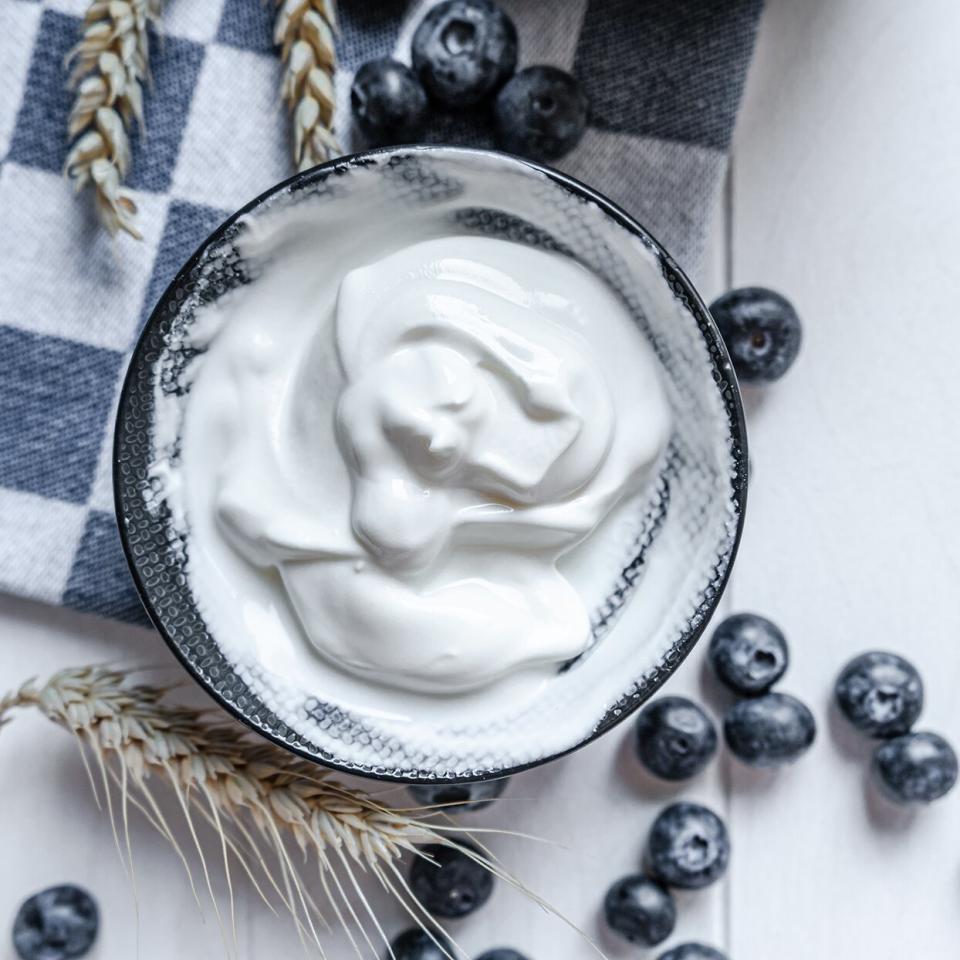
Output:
[[275, 0, 339, 171], [0, 666, 598, 959], [64, 0, 163, 239]]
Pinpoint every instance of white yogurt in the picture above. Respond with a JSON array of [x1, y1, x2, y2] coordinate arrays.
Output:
[[172, 216, 670, 696]]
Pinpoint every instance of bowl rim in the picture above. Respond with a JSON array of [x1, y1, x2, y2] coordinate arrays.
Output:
[[114, 143, 748, 783]]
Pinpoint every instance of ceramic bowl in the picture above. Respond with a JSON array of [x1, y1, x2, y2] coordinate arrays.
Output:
[[114, 146, 747, 782]]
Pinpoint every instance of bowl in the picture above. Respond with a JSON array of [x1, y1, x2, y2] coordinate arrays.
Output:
[[114, 146, 747, 782]]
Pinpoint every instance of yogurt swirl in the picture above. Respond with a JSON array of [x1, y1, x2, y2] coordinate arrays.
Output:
[[335, 250, 617, 569], [184, 235, 670, 693]]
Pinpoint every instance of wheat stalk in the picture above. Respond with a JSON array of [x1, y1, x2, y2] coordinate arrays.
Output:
[[63, 0, 163, 239], [0, 666, 589, 960], [275, 0, 339, 171]]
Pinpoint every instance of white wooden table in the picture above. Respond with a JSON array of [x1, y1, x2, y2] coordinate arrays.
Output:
[[3, 0, 959, 956]]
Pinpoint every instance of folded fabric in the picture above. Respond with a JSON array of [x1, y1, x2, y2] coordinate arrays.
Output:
[[0, 0, 762, 624]]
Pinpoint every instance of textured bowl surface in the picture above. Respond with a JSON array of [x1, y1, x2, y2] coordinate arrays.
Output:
[[114, 146, 747, 782]]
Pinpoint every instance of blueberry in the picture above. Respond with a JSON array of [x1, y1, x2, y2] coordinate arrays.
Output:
[[634, 696, 718, 781], [476, 951, 529, 960], [603, 874, 676, 947], [724, 692, 816, 767], [494, 66, 588, 162], [872, 731, 958, 805], [658, 945, 728, 960], [708, 613, 789, 696], [388, 927, 453, 960], [351, 58, 428, 147], [411, 0, 517, 107], [13, 885, 98, 960], [646, 802, 730, 890], [408, 776, 509, 813], [835, 651, 923, 739], [410, 842, 494, 918], [709, 287, 801, 383]]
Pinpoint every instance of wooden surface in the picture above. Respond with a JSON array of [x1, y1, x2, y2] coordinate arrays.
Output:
[[726, 0, 960, 955], [3, 0, 959, 956]]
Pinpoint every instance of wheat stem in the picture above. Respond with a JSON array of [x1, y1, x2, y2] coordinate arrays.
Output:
[[63, 0, 164, 239], [275, 0, 339, 171]]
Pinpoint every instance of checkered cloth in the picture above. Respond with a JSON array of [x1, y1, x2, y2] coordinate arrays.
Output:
[[0, 0, 762, 625]]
